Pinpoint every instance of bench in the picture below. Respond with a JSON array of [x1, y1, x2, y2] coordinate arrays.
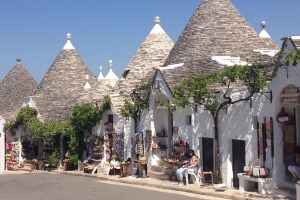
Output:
[[237, 173, 274, 194]]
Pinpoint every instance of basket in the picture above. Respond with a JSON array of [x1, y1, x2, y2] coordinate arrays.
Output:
[[251, 159, 268, 178]]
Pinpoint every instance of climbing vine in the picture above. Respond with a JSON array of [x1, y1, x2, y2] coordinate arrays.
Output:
[[4, 106, 73, 167], [69, 96, 111, 165], [284, 49, 300, 66], [120, 81, 150, 119]]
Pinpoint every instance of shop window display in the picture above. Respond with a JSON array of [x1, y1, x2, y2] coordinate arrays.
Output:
[[83, 135, 104, 173], [113, 133, 124, 161]]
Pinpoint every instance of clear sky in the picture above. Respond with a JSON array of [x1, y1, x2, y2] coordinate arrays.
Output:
[[1, 0, 300, 83]]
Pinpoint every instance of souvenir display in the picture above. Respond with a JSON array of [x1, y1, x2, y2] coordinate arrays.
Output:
[[135, 132, 144, 155], [113, 133, 124, 161], [5, 141, 21, 170]]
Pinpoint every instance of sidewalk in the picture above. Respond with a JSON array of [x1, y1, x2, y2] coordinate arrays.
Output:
[[48, 169, 290, 200]]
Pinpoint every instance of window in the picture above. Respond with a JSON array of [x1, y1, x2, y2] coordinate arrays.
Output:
[[122, 70, 130, 78], [185, 115, 192, 125]]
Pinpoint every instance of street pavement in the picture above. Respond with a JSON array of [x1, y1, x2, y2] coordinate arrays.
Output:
[[0, 169, 291, 200]]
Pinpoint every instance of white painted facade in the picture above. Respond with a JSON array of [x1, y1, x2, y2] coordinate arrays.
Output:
[[124, 38, 300, 190]]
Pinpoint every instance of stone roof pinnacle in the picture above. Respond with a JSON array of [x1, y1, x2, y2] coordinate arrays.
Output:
[[105, 60, 118, 80], [150, 16, 166, 34], [97, 66, 105, 80], [154, 16, 160, 24], [63, 33, 75, 50], [259, 21, 271, 38]]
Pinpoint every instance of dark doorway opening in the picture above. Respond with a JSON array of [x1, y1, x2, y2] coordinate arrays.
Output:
[[232, 139, 246, 188], [202, 138, 214, 172]]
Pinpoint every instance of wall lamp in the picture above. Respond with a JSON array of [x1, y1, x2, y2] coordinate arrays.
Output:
[[247, 68, 273, 103], [130, 89, 140, 102]]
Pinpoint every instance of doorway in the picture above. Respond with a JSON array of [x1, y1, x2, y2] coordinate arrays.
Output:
[[202, 138, 214, 172], [232, 139, 245, 188]]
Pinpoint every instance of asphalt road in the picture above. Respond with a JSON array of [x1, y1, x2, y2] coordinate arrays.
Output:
[[0, 173, 222, 200]]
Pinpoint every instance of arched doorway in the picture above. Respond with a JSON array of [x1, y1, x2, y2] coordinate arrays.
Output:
[[279, 85, 300, 180]]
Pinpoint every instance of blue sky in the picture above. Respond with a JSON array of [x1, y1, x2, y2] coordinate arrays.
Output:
[[1, 0, 300, 83]]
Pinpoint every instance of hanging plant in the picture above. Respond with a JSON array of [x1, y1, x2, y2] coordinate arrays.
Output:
[[276, 107, 290, 126]]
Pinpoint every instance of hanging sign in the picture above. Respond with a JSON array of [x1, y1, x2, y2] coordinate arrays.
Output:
[[281, 86, 300, 104]]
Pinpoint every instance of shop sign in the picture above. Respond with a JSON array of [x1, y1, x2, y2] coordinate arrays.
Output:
[[281, 87, 300, 104]]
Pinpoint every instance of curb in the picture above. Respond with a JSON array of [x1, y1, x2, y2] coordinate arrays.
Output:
[[51, 170, 252, 200]]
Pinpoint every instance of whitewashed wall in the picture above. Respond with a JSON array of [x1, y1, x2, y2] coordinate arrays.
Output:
[[139, 40, 300, 189], [172, 45, 300, 188], [115, 39, 299, 187]]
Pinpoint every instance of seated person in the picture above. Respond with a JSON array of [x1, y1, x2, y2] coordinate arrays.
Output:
[[288, 146, 300, 182], [175, 149, 198, 186], [109, 154, 122, 175]]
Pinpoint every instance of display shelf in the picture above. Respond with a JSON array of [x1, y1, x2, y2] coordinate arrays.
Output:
[[6, 161, 18, 171], [152, 136, 168, 138]]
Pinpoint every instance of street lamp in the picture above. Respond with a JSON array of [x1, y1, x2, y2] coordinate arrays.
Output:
[[130, 90, 140, 103], [247, 68, 257, 84], [130, 89, 141, 134]]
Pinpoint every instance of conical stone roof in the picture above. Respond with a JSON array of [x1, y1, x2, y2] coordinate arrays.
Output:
[[162, 0, 279, 90], [32, 34, 99, 121], [110, 16, 174, 115], [165, 0, 279, 65], [0, 61, 37, 120]]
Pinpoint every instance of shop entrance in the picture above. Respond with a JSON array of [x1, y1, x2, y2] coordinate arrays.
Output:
[[232, 139, 245, 188], [279, 85, 299, 179]]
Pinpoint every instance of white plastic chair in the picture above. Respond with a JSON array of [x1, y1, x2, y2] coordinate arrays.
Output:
[[185, 164, 202, 186]]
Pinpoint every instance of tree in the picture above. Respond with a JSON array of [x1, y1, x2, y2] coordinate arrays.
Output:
[[120, 82, 150, 132], [69, 96, 111, 165], [172, 64, 269, 183]]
